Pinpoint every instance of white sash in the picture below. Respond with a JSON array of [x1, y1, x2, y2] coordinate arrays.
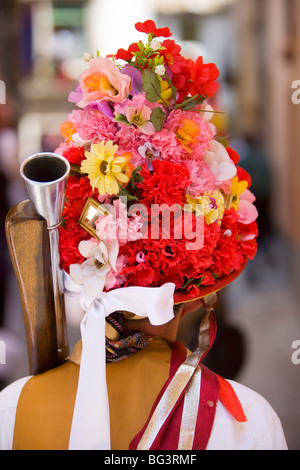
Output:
[[63, 272, 175, 450]]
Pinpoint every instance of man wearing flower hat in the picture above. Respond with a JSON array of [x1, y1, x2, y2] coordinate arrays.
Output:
[[0, 21, 287, 450]]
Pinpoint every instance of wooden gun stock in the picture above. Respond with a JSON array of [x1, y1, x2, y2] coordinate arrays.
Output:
[[5, 200, 60, 375]]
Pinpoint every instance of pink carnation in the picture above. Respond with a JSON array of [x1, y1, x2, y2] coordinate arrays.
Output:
[[78, 110, 118, 143], [150, 128, 183, 163], [185, 159, 216, 195], [165, 109, 216, 160], [104, 255, 129, 291], [115, 123, 149, 166], [95, 199, 143, 246], [67, 109, 88, 131]]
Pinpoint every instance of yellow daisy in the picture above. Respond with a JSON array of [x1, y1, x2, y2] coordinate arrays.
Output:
[[186, 190, 225, 225], [81, 140, 131, 195]]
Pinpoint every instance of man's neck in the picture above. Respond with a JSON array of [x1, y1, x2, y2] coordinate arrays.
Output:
[[124, 315, 180, 344]]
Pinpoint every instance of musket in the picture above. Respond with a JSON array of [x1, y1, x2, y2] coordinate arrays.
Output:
[[19, 152, 70, 365]]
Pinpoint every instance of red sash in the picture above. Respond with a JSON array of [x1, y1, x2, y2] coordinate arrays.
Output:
[[130, 338, 247, 450]]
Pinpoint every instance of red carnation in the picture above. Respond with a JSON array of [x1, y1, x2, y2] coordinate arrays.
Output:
[[190, 57, 220, 99], [220, 209, 239, 238], [135, 20, 172, 38], [138, 160, 191, 207], [63, 145, 85, 165], [65, 175, 94, 201], [239, 239, 257, 260], [212, 237, 245, 277], [59, 219, 90, 272], [119, 217, 221, 291], [63, 199, 86, 221]]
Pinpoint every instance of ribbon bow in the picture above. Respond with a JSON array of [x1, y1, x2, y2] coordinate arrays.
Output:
[[63, 272, 175, 450]]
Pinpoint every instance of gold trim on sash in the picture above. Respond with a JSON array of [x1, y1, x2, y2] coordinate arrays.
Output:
[[137, 292, 217, 450], [178, 365, 201, 450]]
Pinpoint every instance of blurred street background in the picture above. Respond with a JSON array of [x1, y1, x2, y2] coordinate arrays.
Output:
[[0, 0, 300, 450]]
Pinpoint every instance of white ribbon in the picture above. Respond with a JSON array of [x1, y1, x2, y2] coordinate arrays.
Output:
[[63, 272, 175, 450]]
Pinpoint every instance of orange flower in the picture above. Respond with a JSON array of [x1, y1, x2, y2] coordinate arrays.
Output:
[[60, 121, 76, 142], [77, 58, 131, 108], [121, 153, 134, 183], [176, 119, 201, 153]]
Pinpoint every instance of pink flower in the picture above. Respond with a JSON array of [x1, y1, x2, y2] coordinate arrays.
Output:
[[67, 109, 87, 131], [115, 94, 156, 135], [95, 199, 143, 246], [237, 189, 258, 225], [77, 58, 131, 108], [78, 110, 118, 143], [104, 254, 129, 291], [150, 128, 183, 163], [204, 140, 237, 184], [185, 159, 216, 195], [165, 109, 216, 160], [115, 123, 149, 166]]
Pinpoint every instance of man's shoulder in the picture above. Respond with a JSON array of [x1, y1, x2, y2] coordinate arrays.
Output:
[[0, 376, 32, 450], [227, 379, 280, 423], [0, 376, 32, 411], [211, 378, 288, 450]]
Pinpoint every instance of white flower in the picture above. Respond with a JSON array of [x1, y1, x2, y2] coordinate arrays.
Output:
[[71, 132, 93, 148], [83, 52, 92, 62], [201, 103, 214, 121], [150, 39, 161, 51], [138, 141, 160, 159], [69, 238, 119, 298], [204, 140, 237, 183], [155, 65, 166, 76]]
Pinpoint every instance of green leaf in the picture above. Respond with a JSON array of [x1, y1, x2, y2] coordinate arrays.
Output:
[[125, 165, 144, 196], [175, 94, 205, 111], [164, 73, 177, 103], [70, 164, 85, 176], [215, 135, 229, 148], [181, 276, 204, 289], [142, 69, 162, 103], [131, 165, 144, 184], [118, 189, 140, 202], [114, 113, 129, 124], [150, 107, 166, 131]]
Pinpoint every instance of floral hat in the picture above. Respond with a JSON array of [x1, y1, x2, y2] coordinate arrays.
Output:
[[55, 19, 258, 306]]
